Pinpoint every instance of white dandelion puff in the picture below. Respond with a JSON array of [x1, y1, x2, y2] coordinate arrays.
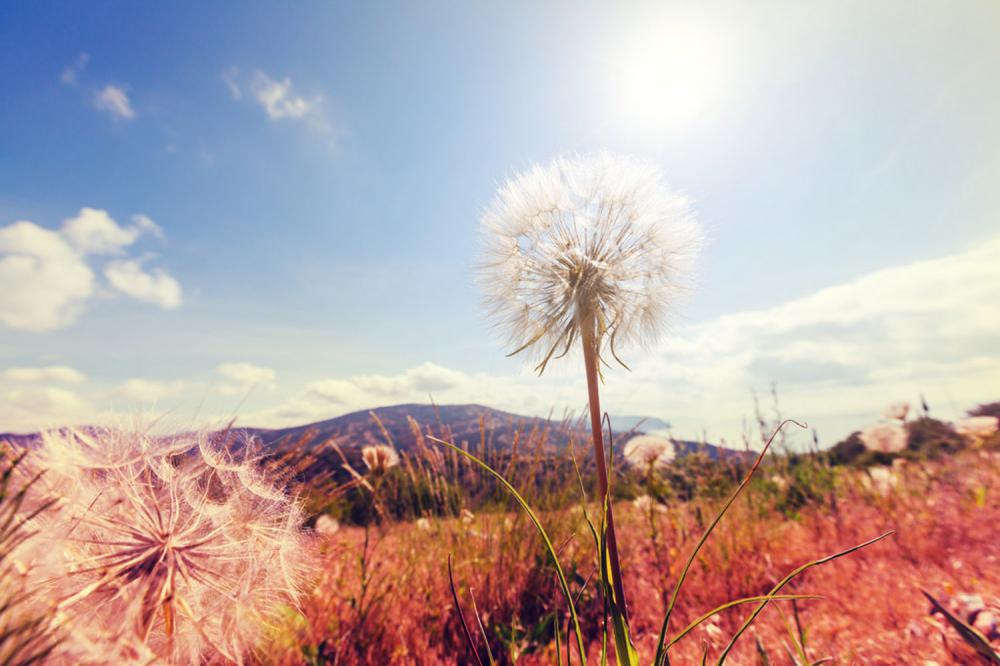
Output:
[[955, 416, 999, 439], [861, 466, 899, 496], [881, 402, 910, 422], [314, 514, 340, 538], [10, 427, 315, 664], [632, 494, 666, 514], [623, 435, 677, 469], [479, 152, 702, 372], [859, 422, 908, 454], [360, 444, 399, 474]]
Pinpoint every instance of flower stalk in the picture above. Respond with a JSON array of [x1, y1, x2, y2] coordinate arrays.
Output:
[[581, 313, 629, 624]]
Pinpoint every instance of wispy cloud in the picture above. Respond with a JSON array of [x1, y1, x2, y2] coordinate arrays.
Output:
[[224, 67, 331, 133], [2, 366, 86, 384], [221, 66, 242, 100], [93, 84, 135, 120], [115, 378, 187, 403], [59, 52, 89, 86], [215, 362, 277, 396]]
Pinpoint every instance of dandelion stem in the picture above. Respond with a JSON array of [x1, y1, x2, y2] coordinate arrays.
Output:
[[581, 316, 629, 625]]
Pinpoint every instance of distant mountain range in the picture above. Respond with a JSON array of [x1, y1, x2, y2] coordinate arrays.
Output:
[[243, 403, 747, 462], [1, 403, 750, 463]]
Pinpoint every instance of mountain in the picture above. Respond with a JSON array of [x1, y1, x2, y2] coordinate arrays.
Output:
[[243, 403, 749, 463], [608, 415, 672, 434], [1, 403, 750, 464], [246, 403, 580, 452]]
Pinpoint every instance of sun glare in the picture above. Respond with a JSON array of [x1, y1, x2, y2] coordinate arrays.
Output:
[[609, 15, 734, 138]]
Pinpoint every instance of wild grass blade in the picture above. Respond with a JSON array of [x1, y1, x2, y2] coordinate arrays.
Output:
[[469, 587, 496, 666], [665, 595, 821, 650], [716, 531, 895, 663], [447, 554, 483, 666], [921, 589, 1000, 664], [429, 435, 587, 664], [653, 419, 806, 666]]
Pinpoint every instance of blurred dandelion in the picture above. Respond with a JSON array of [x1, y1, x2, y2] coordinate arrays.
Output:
[[633, 494, 666, 514], [769, 474, 789, 492], [862, 466, 899, 496], [623, 435, 677, 470], [315, 514, 340, 537], [361, 444, 399, 475], [860, 422, 908, 453], [10, 427, 313, 664], [955, 416, 999, 440], [478, 152, 702, 633], [881, 402, 910, 422], [415, 517, 431, 531]]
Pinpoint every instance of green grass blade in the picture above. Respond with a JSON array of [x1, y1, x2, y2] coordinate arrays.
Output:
[[716, 531, 894, 664], [666, 595, 821, 650], [428, 435, 587, 664], [653, 420, 806, 666]]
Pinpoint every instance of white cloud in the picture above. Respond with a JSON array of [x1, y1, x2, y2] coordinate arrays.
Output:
[[94, 84, 135, 120], [2, 366, 87, 383], [215, 362, 276, 396], [59, 52, 89, 86], [0, 221, 95, 331], [104, 259, 182, 309], [0, 386, 93, 433], [115, 378, 186, 403], [61, 207, 155, 255], [0, 209, 181, 330]]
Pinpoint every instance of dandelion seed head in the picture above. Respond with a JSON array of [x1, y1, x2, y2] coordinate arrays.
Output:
[[859, 422, 908, 454], [623, 435, 676, 469], [881, 402, 910, 421], [479, 152, 702, 371], [955, 416, 999, 439], [862, 465, 899, 496], [314, 514, 340, 537], [13, 427, 314, 664], [361, 444, 399, 474]]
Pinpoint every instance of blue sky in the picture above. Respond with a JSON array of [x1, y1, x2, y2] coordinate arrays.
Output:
[[1, 1, 998, 446]]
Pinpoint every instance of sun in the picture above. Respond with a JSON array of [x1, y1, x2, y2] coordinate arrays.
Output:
[[607, 13, 735, 138]]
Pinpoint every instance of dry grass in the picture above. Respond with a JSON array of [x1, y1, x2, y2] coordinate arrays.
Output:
[[271, 448, 999, 665]]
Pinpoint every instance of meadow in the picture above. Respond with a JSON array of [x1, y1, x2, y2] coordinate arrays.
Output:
[[265, 403, 1000, 665], [3, 401, 999, 664]]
